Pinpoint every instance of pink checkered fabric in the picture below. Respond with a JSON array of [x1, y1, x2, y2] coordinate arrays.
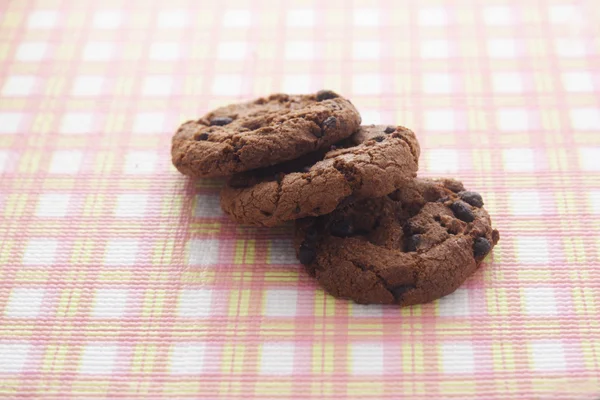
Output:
[[0, 0, 599, 398]]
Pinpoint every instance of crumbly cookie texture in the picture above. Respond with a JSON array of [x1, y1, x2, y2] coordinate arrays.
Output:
[[220, 125, 420, 227], [171, 91, 361, 178], [294, 178, 500, 306]]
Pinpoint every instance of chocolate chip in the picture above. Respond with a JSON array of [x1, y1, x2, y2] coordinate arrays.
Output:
[[373, 136, 385, 142], [210, 117, 233, 126], [330, 219, 354, 237], [405, 234, 421, 252], [473, 237, 492, 258], [196, 133, 209, 141], [294, 205, 301, 213], [390, 285, 415, 301], [384, 126, 396, 134], [316, 90, 339, 101], [298, 243, 317, 265], [450, 200, 475, 223], [322, 116, 337, 130], [458, 191, 484, 208]]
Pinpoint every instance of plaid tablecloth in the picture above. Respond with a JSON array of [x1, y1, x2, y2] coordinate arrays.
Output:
[[1, 0, 599, 398]]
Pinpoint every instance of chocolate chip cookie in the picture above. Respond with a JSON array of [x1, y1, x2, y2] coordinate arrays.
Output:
[[220, 125, 420, 227], [171, 91, 361, 178], [294, 178, 500, 306]]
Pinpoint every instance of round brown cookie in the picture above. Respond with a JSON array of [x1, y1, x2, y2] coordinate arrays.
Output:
[[171, 91, 361, 178], [220, 125, 420, 227], [294, 178, 500, 306]]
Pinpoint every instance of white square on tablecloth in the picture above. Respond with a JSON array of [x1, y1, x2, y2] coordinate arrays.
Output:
[[353, 41, 380, 60], [103, 239, 139, 266], [16, 42, 47, 61], [287, 9, 314, 27], [223, 9, 251, 27], [483, 6, 512, 25], [570, 108, 600, 130], [217, 42, 247, 60], [27, 10, 58, 29], [555, 38, 586, 57], [493, 72, 523, 93], [352, 304, 383, 317], [260, 343, 295, 375], [523, 287, 557, 315], [92, 289, 129, 318], [265, 289, 298, 316], [23, 239, 58, 265], [170, 343, 205, 374], [516, 236, 549, 264], [282, 75, 310, 94], [421, 40, 449, 58], [60, 112, 93, 134], [562, 72, 594, 93], [35, 193, 71, 217], [549, 5, 581, 24], [589, 191, 600, 214], [353, 74, 382, 95], [178, 289, 213, 317], [83, 42, 114, 61], [0, 151, 10, 172], [285, 41, 314, 60], [442, 342, 475, 373], [427, 149, 459, 173], [72, 76, 104, 96], [509, 191, 542, 216], [142, 76, 173, 96], [502, 148, 535, 172], [0, 343, 31, 373], [0, 113, 24, 134], [194, 194, 223, 217], [114, 194, 148, 217], [579, 148, 600, 171], [5, 288, 45, 318], [353, 9, 379, 26], [269, 240, 297, 264], [487, 39, 517, 58], [351, 343, 383, 374], [423, 73, 452, 94], [188, 239, 220, 266], [418, 7, 447, 26], [49, 150, 83, 174], [133, 112, 166, 134], [150, 42, 180, 60], [360, 110, 381, 125], [93, 11, 122, 29], [438, 288, 470, 317], [2, 75, 36, 96], [497, 108, 529, 131], [124, 151, 157, 174], [212, 74, 242, 96], [424, 110, 455, 131], [530, 341, 566, 371], [79, 344, 118, 374], [158, 10, 187, 28]]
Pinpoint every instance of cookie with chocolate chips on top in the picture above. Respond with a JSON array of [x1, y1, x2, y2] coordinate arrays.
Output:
[[220, 125, 420, 227], [294, 178, 499, 306], [171, 91, 361, 178]]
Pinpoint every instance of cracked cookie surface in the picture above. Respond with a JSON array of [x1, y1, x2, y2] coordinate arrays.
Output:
[[220, 125, 420, 227], [171, 91, 361, 178], [294, 178, 500, 306]]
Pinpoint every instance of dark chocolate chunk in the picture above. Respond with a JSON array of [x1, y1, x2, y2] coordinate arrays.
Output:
[[322, 116, 337, 130], [210, 117, 233, 126], [390, 285, 415, 301], [373, 136, 385, 142], [330, 219, 354, 237], [316, 90, 339, 101], [196, 133, 209, 141], [459, 191, 484, 208], [384, 126, 396, 134], [450, 200, 475, 223], [298, 243, 317, 265], [405, 234, 421, 252], [473, 237, 492, 258]]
